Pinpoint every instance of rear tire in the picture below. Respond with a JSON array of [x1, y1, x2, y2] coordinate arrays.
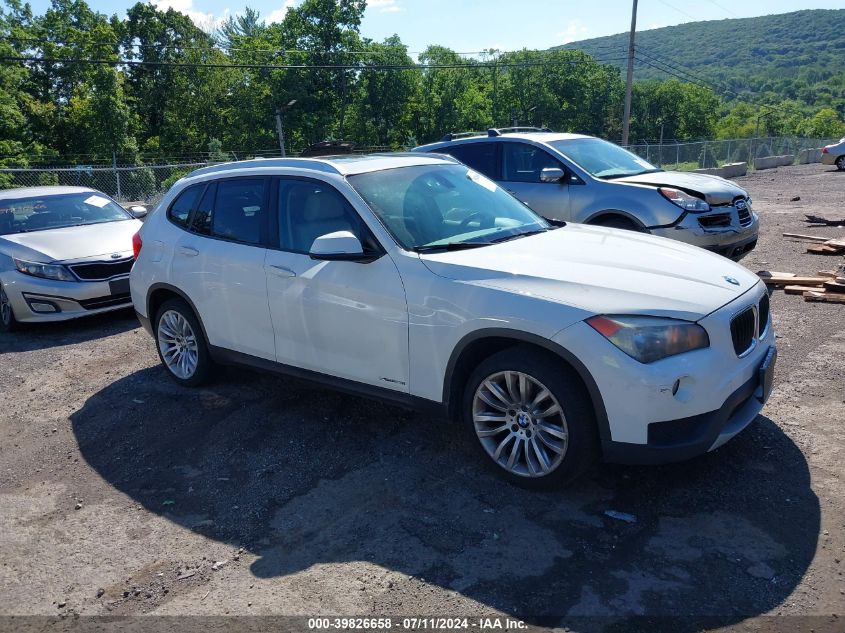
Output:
[[0, 283, 18, 333], [836, 156, 845, 171], [154, 297, 212, 387], [592, 215, 645, 232], [462, 346, 598, 488]]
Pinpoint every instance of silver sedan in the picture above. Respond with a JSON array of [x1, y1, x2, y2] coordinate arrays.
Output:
[[0, 186, 143, 332]]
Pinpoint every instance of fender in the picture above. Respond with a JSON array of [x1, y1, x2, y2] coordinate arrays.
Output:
[[145, 282, 212, 345], [442, 328, 611, 445]]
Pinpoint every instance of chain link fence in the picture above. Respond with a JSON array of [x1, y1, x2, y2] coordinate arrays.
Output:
[[623, 136, 837, 171], [0, 162, 210, 204], [0, 137, 836, 203], [0, 145, 399, 204]]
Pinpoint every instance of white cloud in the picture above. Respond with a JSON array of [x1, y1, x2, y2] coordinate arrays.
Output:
[[557, 19, 589, 45], [264, 0, 296, 24], [368, 0, 404, 13], [149, 0, 230, 31]]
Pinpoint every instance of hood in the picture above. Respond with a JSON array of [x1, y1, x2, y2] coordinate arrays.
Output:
[[419, 224, 760, 321], [614, 170, 747, 205], [0, 219, 142, 263]]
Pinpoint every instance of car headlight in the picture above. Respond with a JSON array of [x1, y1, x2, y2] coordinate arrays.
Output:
[[658, 187, 710, 212], [587, 315, 709, 363], [13, 258, 76, 282]]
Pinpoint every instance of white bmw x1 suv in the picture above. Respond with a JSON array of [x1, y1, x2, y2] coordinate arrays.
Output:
[[130, 153, 776, 486]]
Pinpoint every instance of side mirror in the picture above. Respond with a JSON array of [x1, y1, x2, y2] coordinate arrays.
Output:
[[540, 167, 565, 183], [128, 205, 148, 219], [309, 231, 367, 261]]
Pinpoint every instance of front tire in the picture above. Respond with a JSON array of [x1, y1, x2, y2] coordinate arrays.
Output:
[[836, 156, 845, 171], [0, 283, 18, 333], [463, 347, 598, 487], [154, 298, 212, 386], [592, 216, 645, 232]]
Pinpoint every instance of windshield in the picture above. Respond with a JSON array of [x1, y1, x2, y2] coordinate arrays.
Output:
[[0, 192, 132, 236], [549, 138, 660, 179], [348, 164, 549, 251]]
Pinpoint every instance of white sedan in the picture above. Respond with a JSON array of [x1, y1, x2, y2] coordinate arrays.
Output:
[[0, 186, 143, 331]]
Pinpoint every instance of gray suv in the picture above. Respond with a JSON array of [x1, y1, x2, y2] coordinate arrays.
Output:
[[414, 128, 758, 260]]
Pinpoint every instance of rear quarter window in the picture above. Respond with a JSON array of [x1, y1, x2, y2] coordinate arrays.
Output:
[[167, 184, 204, 228]]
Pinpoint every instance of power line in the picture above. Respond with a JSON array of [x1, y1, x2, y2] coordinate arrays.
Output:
[[654, 0, 698, 21], [703, 0, 739, 18], [0, 54, 628, 71]]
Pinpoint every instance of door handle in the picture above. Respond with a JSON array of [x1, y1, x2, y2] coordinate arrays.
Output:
[[268, 264, 296, 278], [178, 246, 199, 257]]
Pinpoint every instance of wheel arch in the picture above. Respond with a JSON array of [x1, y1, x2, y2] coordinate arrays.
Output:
[[442, 329, 611, 445], [584, 209, 648, 230], [146, 283, 211, 344]]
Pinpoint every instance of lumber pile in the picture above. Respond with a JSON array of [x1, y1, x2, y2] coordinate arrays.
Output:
[[782, 232, 845, 255], [805, 214, 845, 227], [758, 270, 845, 304]]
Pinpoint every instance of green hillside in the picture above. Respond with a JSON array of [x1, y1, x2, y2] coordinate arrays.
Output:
[[559, 9, 845, 111]]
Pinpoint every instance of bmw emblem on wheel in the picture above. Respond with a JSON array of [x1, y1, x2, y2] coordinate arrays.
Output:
[[724, 276, 740, 286]]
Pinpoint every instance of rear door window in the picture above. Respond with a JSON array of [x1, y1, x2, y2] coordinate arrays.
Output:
[[436, 143, 500, 180], [211, 179, 267, 245]]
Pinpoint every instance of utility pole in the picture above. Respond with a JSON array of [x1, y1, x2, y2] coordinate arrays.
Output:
[[621, 0, 638, 146], [275, 99, 297, 157]]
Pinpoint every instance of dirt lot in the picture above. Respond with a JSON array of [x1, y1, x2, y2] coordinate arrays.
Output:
[[1, 163, 844, 632]]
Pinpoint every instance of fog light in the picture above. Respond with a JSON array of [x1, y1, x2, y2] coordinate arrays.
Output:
[[30, 302, 58, 313]]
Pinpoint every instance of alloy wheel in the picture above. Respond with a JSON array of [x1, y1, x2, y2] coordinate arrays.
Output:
[[472, 370, 569, 478], [157, 309, 199, 380], [837, 156, 845, 171]]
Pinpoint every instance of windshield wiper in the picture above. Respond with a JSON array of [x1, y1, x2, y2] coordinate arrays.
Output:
[[489, 229, 548, 243], [412, 242, 492, 253], [600, 168, 663, 180]]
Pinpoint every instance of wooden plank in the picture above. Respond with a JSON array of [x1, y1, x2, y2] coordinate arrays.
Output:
[[823, 280, 845, 293], [785, 285, 823, 295], [757, 271, 796, 279], [760, 274, 830, 286], [817, 270, 839, 278], [807, 244, 844, 254], [804, 291, 845, 304], [782, 232, 830, 242], [825, 238, 845, 248]]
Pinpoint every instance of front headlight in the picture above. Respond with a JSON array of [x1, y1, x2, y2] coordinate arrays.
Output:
[[587, 315, 709, 363], [13, 258, 76, 282], [658, 187, 710, 212]]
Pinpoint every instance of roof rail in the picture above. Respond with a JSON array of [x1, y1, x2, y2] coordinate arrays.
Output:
[[185, 157, 342, 178], [488, 127, 554, 136], [440, 131, 486, 142]]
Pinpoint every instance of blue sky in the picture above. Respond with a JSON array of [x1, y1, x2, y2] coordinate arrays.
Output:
[[26, 0, 845, 51]]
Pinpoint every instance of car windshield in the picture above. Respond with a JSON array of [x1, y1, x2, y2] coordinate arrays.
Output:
[[0, 192, 132, 236], [348, 164, 550, 251], [549, 138, 661, 179]]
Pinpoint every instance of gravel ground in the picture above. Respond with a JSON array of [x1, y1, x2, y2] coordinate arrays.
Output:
[[1, 163, 843, 632]]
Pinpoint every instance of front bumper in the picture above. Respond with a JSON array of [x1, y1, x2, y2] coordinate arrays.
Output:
[[603, 347, 775, 464], [650, 205, 759, 260], [552, 282, 775, 464], [1, 270, 132, 323]]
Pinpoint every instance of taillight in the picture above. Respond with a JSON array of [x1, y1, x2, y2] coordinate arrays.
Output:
[[822, 147, 829, 153], [132, 231, 143, 259]]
